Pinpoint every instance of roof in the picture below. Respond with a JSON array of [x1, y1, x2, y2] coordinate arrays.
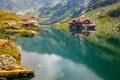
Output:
[[76, 19, 93, 24], [21, 17, 38, 21]]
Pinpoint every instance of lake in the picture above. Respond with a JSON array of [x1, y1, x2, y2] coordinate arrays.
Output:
[[16, 27, 120, 80]]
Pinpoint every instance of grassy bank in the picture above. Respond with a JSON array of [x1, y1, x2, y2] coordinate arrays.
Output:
[[0, 70, 34, 79], [53, 23, 69, 29], [0, 10, 36, 79]]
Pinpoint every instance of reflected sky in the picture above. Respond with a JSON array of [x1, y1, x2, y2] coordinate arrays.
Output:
[[16, 28, 120, 80], [21, 51, 103, 80]]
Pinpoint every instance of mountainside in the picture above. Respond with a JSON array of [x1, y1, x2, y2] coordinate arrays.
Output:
[[0, 0, 119, 24], [0, 0, 44, 14], [39, 0, 87, 24], [39, 0, 119, 24], [87, 0, 120, 9], [81, 2, 120, 38], [0, 0, 61, 14]]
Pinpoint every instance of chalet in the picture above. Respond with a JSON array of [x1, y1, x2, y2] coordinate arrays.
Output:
[[69, 19, 96, 36], [76, 19, 93, 25], [72, 19, 96, 28]]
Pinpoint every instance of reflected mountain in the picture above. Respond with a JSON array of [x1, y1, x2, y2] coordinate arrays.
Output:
[[16, 27, 120, 80]]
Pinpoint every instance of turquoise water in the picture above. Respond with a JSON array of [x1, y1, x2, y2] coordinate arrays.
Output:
[[16, 27, 120, 80]]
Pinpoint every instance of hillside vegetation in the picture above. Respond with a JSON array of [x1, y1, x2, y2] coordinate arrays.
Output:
[[0, 10, 22, 25], [0, 0, 119, 25], [81, 2, 120, 39], [54, 2, 120, 34], [0, 10, 40, 40], [39, 0, 85, 24]]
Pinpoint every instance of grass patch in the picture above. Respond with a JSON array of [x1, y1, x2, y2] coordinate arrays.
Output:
[[53, 23, 69, 29], [0, 10, 22, 25]]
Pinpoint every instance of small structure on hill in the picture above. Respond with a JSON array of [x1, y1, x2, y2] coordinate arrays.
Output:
[[69, 19, 96, 37], [21, 16, 39, 26]]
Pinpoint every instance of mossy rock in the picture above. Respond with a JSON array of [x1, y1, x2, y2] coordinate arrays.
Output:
[[0, 39, 21, 61], [0, 71, 18, 78], [0, 70, 34, 79], [0, 54, 35, 79]]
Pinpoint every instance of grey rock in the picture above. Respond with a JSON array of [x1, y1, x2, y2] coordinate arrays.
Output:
[[0, 54, 17, 70]]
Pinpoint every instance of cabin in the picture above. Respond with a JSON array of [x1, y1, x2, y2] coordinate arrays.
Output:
[[76, 19, 94, 25], [77, 19, 96, 30], [21, 17, 38, 22], [69, 19, 96, 36]]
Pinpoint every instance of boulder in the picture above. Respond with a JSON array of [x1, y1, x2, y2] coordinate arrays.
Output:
[[0, 39, 34, 79], [0, 39, 21, 62], [0, 54, 19, 70]]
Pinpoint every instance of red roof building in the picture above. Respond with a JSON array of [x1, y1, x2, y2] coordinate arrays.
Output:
[[76, 19, 96, 27], [21, 17, 38, 22], [76, 19, 93, 24]]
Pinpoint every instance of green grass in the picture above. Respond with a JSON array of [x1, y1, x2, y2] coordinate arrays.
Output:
[[0, 49, 18, 58], [0, 40, 19, 58], [53, 23, 69, 29], [80, 2, 120, 39]]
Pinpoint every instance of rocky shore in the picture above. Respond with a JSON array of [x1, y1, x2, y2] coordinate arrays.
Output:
[[0, 39, 34, 79], [0, 10, 41, 79]]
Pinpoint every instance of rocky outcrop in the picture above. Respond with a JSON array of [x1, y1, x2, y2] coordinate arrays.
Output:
[[0, 54, 17, 70], [0, 39, 21, 62], [0, 39, 34, 79]]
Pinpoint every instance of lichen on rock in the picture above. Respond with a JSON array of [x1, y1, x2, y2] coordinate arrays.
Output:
[[0, 54, 16, 70], [0, 39, 34, 79], [0, 39, 21, 62]]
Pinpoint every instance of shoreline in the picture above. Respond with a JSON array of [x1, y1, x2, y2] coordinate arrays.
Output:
[[0, 70, 34, 78], [0, 10, 40, 79], [0, 39, 35, 79], [0, 27, 39, 79]]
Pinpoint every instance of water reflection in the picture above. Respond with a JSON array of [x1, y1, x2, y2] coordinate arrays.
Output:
[[16, 28, 120, 80], [21, 51, 102, 80]]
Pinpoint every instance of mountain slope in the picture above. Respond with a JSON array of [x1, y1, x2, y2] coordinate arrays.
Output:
[[39, 0, 87, 24], [0, 0, 119, 24], [0, 0, 62, 13], [81, 2, 120, 38], [0, 0, 44, 14], [39, 0, 120, 24]]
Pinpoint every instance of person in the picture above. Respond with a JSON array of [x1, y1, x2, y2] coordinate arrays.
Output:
[[7, 35, 11, 39]]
